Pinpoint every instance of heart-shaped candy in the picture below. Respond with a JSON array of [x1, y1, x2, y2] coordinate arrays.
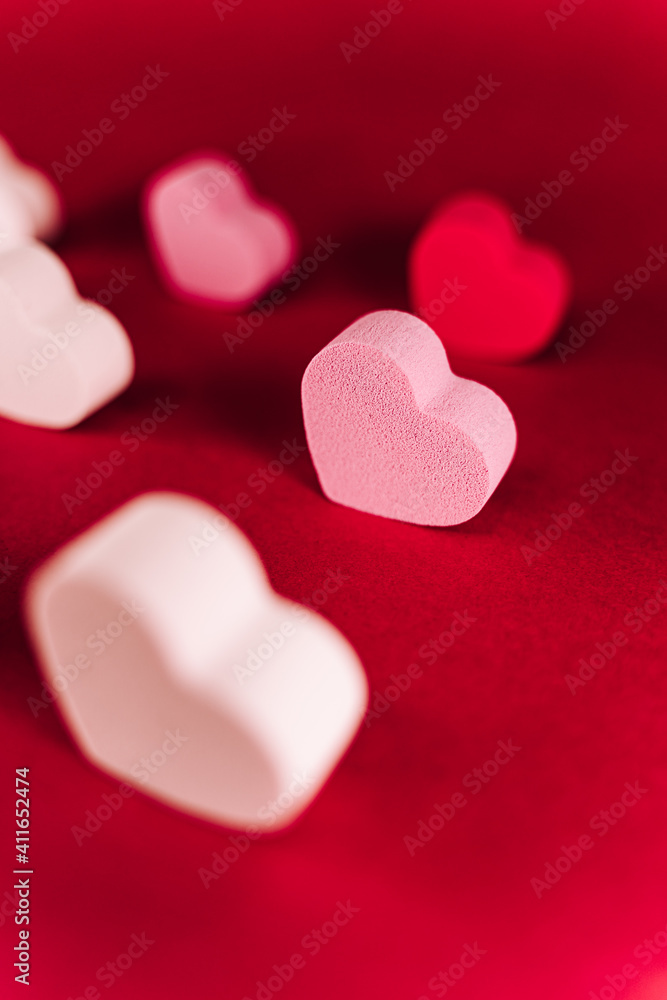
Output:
[[302, 310, 516, 525], [143, 152, 297, 309], [409, 191, 571, 362], [0, 134, 63, 250], [24, 492, 368, 831], [0, 242, 134, 429]]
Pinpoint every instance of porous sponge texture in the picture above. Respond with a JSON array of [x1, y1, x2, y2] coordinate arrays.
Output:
[[302, 310, 516, 526]]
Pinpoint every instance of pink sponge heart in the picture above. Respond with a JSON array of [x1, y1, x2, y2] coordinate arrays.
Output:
[[143, 152, 297, 309], [409, 191, 571, 363], [302, 310, 517, 526]]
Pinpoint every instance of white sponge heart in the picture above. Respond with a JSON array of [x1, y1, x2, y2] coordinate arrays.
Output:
[[24, 492, 368, 831], [0, 135, 62, 249], [0, 241, 134, 428]]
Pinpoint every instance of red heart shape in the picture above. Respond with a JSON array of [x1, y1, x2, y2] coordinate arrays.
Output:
[[409, 191, 571, 362]]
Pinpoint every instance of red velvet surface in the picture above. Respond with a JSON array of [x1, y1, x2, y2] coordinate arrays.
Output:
[[1, 1, 666, 998]]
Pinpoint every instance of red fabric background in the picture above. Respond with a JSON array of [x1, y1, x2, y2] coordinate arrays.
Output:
[[1, 1, 666, 997]]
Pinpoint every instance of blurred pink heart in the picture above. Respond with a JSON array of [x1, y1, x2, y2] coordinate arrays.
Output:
[[144, 152, 297, 309]]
